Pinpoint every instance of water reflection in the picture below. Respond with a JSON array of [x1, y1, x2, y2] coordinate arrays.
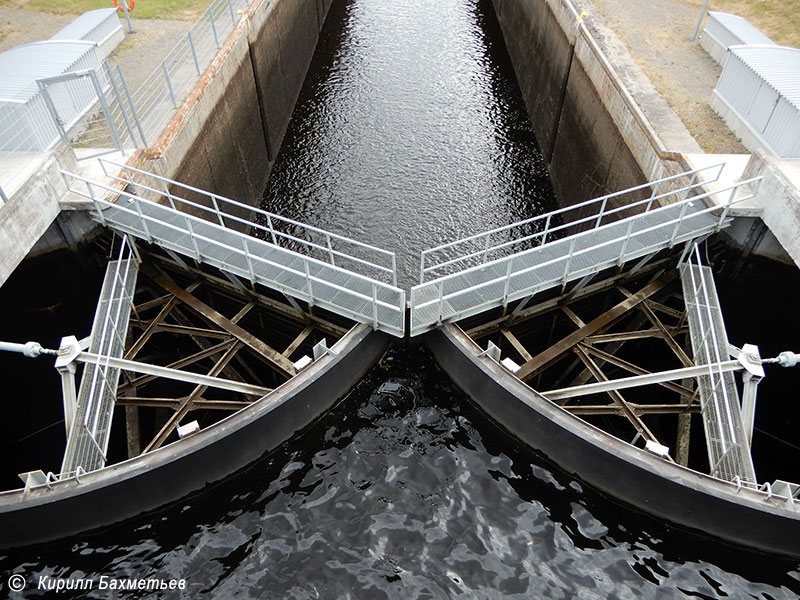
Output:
[[261, 0, 555, 288]]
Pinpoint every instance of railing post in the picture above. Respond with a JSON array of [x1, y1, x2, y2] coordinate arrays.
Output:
[[561, 237, 577, 284], [242, 238, 255, 282], [647, 181, 660, 211], [718, 187, 737, 228], [541, 214, 552, 246], [419, 252, 426, 285], [87, 181, 106, 226], [372, 283, 378, 329], [595, 197, 608, 228], [210, 195, 225, 226], [482, 234, 491, 264], [304, 260, 314, 304], [187, 32, 202, 76], [0, 183, 8, 204], [437, 281, 445, 325], [184, 214, 201, 259], [104, 60, 138, 148], [391, 253, 397, 288], [116, 65, 149, 148], [132, 196, 152, 241], [162, 62, 178, 108], [501, 257, 514, 308], [670, 202, 692, 246], [228, 0, 237, 24], [160, 180, 176, 210], [208, 8, 221, 48], [266, 215, 278, 245], [326, 235, 335, 266], [617, 220, 636, 265]]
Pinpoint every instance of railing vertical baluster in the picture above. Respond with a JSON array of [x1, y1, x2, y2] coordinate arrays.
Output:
[[326, 235, 335, 266], [391, 253, 397, 288], [162, 61, 178, 108], [595, 197, 608, 228], [211, 195, 225, 226], [242, 237, 255, 282], [372, 283, 378, 329], [541, 214, 551, 246], [419, 252, 426, 285], [209, 8, 220, 48], [185, 214, 201, 259], [266, 215, 278, 245], [304, 260, 314, 304], [617, 220, 636, 265], [188, 32, 202, 76], [501, 257, 514, 308], [132, 196, 152, 241], [437, 281, 445, 325], [228, 0, 236, 24], [670, 202, 692, 246], [116, 65, 149, 148], [561, 238, 577, 285]]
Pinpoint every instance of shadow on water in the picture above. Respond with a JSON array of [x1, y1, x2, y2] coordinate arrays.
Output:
[[2, 345, 799, 598]]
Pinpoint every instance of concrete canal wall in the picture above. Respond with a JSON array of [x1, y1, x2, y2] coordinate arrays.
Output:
[[131, 0, 334, 206], [491, 0, 699, 207]]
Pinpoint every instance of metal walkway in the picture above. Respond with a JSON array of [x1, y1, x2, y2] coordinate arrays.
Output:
[[681, 245, 757, 485], [61, 238, 138, 476], [62, 161, 405, 338], [410, 164, 761, 336]]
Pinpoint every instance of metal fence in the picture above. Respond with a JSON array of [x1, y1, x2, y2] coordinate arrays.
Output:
[[62, 168, 406, 337], [61, 235, 138, 476], [0, 0, 253, 202], [410, 168, 762, 336], [680, 244, 757, 486]]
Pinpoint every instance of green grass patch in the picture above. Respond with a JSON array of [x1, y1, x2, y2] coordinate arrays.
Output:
[[24, 0, 210, 20]]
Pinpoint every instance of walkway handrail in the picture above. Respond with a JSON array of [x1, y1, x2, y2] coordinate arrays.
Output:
[[419, 163, 725, 283], [410, 175, 761, 336], [62, 171, 405, 337], [99, 159, 398, 286]]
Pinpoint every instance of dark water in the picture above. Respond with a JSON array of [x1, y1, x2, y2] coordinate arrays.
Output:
[[3, 346, 800, 599], [3, 0, 800, 597], [260, 0, 554, 288]]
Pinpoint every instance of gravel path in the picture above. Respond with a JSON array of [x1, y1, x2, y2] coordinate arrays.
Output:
[[591, 0, 746, 154]]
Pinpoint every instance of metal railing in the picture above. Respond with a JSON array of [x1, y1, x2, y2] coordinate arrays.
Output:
[[409, 171, 762, 336], [62, 170, 406, 337], [680, 244, 757, 486], [61, 235, 139, 475], [99, 159, 398, 285], [0, 0, 252, 197], [419, 163, 724, 284]]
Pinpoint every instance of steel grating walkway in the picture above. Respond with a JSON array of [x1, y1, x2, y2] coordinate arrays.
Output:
[[62, 167, 406, 338], [61, 242, 138, 476], [410, 167, 762, 336], [681, 248, 757, 485]]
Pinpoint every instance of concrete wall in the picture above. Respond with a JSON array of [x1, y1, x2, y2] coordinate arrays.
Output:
[[129, 0, 334, 208], [492, 0, 695, 207]]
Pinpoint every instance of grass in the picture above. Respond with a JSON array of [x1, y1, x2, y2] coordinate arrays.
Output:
[[15, 0, 211, 20], [683, 0, 800, 48]]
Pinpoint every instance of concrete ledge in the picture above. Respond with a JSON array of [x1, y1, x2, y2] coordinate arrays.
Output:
[[0, 324, 389, 549], [425, 322, 800, 558]]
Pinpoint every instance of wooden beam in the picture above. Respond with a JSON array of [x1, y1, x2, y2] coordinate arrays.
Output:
[[517, 274, 674, 382], [129, 320, 231, 339], [561, 306, 585, 328], [125, 280, 201, 360], [150, 253, 348, 338], [146, 268, 295, 378], [465, 258, 672, 340], [500, 328, 533, 362], [577, 343, 695, 398], [143, 341, 245, 453], [571, 346, 672, 461], [117, 396, 254, 411], [564, 403, 701, 416], [282, 325, 314, 359], [585, 327, 688, 344]]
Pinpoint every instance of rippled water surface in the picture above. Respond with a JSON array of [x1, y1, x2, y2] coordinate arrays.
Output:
[[3, 347, 800, 598], [3, 0, 800, 597], [261, 0, 554, 287]]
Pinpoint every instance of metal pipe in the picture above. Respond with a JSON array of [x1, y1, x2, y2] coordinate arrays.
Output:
[[691, 0, 710, 41], [0, 341, 56, 358]]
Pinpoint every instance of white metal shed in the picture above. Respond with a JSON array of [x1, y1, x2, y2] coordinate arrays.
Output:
[[50, 8, 124, 61], [711, 45, 800, 159], [0, 41, 106, 153], [701, 12, 775, 67]]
